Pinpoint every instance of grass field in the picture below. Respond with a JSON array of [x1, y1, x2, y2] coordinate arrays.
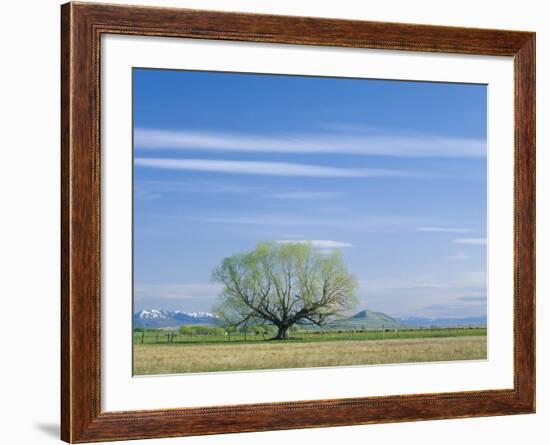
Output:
[[133, 328, 487, 375], [134, 327, 486, 344]]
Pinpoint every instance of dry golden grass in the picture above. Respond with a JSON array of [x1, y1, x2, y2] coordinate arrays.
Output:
[[133, 336, 487, 375]]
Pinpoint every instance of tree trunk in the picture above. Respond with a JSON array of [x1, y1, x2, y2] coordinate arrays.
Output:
[[274, 325, 290, 340]]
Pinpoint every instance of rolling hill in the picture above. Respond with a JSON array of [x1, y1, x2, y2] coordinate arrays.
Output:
[[328, 309, 402, 329]]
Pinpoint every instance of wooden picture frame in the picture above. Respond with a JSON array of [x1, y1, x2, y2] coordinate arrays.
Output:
[[61, 2, 535, 442]]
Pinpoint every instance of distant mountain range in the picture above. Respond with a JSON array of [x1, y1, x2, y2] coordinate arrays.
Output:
[[397, 315, 487, 328], [134, 308, 486, 329], [134, 309, 219, 328], [301, 310, 486, 330]]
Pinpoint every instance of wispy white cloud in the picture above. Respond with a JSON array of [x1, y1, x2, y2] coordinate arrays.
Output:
[[134, 283, 223, 300], [137, 180, 255, 194], [360, 271, 486, 293], [453, 238, 487, 245], [276, 240, 353, 249], [458, 295, 487, 303], [267, 191, 342, 200], [357, 271, 487, 318], [416, 227, 472, 233], [135, 158, 420, 178], [187, 215, 312, 226], [135, 128, 486, 158], [447, 252, 471, 260], [135, 179, 342, 201], [419, 302, 487, 318], [134, 189, 162, 201], [186, 214, 418, 230]]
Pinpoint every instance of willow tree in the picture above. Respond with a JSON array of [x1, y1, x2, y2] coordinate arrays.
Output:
[[212, 242, 358, 340]]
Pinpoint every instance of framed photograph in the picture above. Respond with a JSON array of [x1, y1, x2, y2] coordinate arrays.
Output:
[[61, 2, 535, 442]]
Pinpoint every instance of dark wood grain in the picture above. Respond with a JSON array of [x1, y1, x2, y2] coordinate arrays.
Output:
[[60, 4, 71, 441], [60, 2, 536, 442]]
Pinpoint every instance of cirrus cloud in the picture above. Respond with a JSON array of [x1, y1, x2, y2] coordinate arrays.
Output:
[[416, 227, 472, 233], [452, 238, 487, 245], [135, 128, 486, 158], [134, 158, 421, 178], [276, 239, 353, 249]]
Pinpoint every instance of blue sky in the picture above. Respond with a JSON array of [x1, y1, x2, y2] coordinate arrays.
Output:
[[133, 68, 487, 319]]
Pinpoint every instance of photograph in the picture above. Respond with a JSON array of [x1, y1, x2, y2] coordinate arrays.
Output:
[[54, 2, 537, 442], [132, 68, 488, 376]]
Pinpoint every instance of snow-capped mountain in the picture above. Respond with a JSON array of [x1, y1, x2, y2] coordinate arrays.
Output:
[[134, 309, 219, 328]]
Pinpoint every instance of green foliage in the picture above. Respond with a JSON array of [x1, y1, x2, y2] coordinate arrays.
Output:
[[212, 241, 358, 339], [179, 325, 225, 336]]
